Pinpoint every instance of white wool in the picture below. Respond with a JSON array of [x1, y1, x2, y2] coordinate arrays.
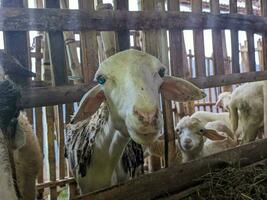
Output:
[[176, 116, 237, 162], [229, 81, 264, 143]]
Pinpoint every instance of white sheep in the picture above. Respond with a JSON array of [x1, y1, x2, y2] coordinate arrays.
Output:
[[229, 81, 264, 144], [215, 91, 232, 112], [0, 80, 42, 200], [65, 49, 205, 193], [175, 116, 237, 162]]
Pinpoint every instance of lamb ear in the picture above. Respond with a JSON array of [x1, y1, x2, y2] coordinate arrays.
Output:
[[71, 85, 105, 123], [203, 129, 226, 141], [160, 76, 206, 102]]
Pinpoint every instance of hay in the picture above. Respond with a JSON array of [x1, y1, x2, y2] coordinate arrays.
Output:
[[185, 163, 267, 200]]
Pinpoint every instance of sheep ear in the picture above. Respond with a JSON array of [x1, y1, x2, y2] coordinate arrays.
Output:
[[160, 76, 206, 102], [203, 129, 226, 141], [71, 85, 105, 123], [215, 99, 222, 108]]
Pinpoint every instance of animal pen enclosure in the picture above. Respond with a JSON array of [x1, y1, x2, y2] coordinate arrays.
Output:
[[1, 0, 267, 199]]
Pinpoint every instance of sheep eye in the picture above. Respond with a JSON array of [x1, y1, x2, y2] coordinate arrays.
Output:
[[96, 75, 106, 85], [158, 68, 165, 78], [199, 129, 204, 133]]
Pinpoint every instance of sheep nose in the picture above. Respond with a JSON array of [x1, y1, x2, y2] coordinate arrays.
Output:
[[133, 106, 158, 124], [184, 138, 192, 144]]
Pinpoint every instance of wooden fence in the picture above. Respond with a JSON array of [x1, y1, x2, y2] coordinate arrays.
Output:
[[1, 0, 267, 199]]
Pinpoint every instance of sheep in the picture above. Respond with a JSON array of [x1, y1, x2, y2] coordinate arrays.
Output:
[[175, 116, 237, 162], [215, 91, 232, 112], [0, 80, 42, 200], [65, 49, 206, 193], [229, 81, 264, 144]]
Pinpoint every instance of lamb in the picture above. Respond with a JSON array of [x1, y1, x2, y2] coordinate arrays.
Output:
[[175, 116, 237, 162], [215, 91, 232, 112], [65, 49, 206, 193], [0, 80, 42, 200], [229, 81, 264, 143]]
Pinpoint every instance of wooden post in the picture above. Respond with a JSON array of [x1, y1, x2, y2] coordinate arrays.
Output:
[[230, 0, 240, 73], [211, 0, 225, 76], [246, 0, 256, 71], [192, 0, 206, 77], [261, 0, 267, 138], [114, 0, 130, 51], [142, 0, 163, 171], [46, 0, 68, 191], [33, 35, 45, 200], [79, 0, 98, 83]]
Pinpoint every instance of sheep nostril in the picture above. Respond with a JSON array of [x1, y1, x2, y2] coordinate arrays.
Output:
[[184, 138, 192, 144]]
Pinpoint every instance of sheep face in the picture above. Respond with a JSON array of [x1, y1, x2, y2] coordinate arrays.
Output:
[[176, 117, 227, 154], [176, 117, 205, 152], [72, 50, 205, 145]]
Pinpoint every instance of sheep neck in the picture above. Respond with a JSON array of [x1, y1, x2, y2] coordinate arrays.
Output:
[[77, 111, 130, 193]]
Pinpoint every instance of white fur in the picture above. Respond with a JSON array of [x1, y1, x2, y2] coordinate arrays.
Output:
[[229, 81, 264, 143], [215, 92, 232, 112], [67, 49, 205, 193], [0, 113, 42, 200], [176, 116, 237, 162]]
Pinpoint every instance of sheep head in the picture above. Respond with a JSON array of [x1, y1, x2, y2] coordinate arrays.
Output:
[[175, 116, 226, 153], [215, 92, 232, 112], [72, 49, 206, 145]]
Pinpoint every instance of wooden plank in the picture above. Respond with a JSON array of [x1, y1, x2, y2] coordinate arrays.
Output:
[[114, 0, 130, 51], [230, 0, 240, 73], [246, 0, 256, 71], [74, 138, 267, 200], [46, 0, 67, 182], [34, 35, 44, 200], [165, 0, 183, 167], [0, 9, 267, 32], [211, 0, 225, 75], [79, 0, 98, 83], [19, 70, 267, 108], [192, 0, 206, 77], [143, 0, 162, 172]]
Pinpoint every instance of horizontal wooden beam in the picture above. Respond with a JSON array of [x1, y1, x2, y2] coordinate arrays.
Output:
[[0, 8, 267, 32], [74, 138, 267, 200], [20, 71, 267, 108], [188, 70, 267, 88], [19, 83, 96, 108]]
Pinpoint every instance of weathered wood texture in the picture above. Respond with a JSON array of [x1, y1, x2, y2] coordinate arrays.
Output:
[[20, 69, 267, 108], [192, 0, 206, 77], [211, 0, 225, 75], [114, 0, 130, 51], [1, 9, 267, 32], [230, 0, 240, 73], [74, 138, 267, 200], [79, 0, 98, 83]]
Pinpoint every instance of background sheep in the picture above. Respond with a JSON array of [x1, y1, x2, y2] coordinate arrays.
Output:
[[215, 91, 232, 112], [65, 49, 205, 193], [0, 80, 42, 200], [229, 81, 264, 143], [175, 116, 237, 162]]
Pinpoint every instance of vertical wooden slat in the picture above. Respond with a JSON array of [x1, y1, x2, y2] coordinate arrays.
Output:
[[261, 0, 267, 139], [143, 0, 163, 171], [192, 0, 206, 77], [114, 0, 130, 51], [211, 0, 225, 75], [165, 0, 184, 167], [230, 0, 240, 73], [46, 0, 67, 184], [34, 35, 44, 200], [79, 0, 98, 83], [246, 0, 256, 71], [43, 32, 57, 200]]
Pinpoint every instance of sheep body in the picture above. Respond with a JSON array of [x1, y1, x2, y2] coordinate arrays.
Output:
[[176, 116, 237, 162], [229, 81, 264, 143]]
